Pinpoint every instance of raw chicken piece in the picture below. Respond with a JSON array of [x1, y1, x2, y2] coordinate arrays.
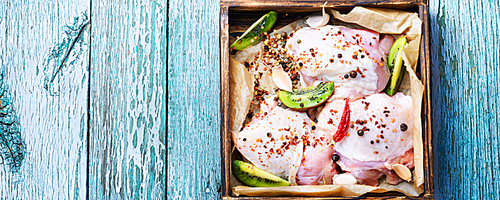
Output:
[[379, 35, 395, 55], [234, 98, 313, 184], [286, 25, 390, 101], [316, 93, 414, 186], [335, 149, 414, 186], [296, 125, 339, 185]]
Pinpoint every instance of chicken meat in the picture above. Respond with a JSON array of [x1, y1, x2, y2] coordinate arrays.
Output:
[[234, 98, 313, 184], [316, 93, 414, 186], [286, 25, 393, 101]]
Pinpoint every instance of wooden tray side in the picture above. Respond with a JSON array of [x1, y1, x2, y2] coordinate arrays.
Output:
[[418, 4, 434, 198], [221, 5, 232, 198]]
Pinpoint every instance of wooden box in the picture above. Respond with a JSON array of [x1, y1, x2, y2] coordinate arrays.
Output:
[[220, 0, 433, 199]]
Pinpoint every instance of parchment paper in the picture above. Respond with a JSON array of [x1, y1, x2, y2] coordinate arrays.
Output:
[[330, 6, 422, 70], [229, 6, 424, 197], [229, 58, 254, 141]]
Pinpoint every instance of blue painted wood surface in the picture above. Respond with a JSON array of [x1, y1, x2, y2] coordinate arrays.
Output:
[[0, 1, 90, 198], [0, 0, 166, 199], [89, 0, 167, 199], [0, 0, 499, 199], [167, 0, 222, 199], [429, 0, 500, 199]]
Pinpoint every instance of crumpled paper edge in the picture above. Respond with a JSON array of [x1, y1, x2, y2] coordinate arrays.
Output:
[[234, 181, 419, 197], [229, 6, 425, 197], [229, 58, 254, 142], [402, 51, 425, 191], [330, 6, 422, 70]]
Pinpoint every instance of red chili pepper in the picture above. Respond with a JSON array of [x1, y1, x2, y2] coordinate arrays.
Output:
[[333, 98, 350, 142]]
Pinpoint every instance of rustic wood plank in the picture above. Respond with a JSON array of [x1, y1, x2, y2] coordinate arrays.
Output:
[[429, 0, 500, 199], [418, 5, 434, 197], [220, 5, 231, 198], [0, 0, 89, 199], [89, 0, 167, 199], [167, 0, 222, 199]]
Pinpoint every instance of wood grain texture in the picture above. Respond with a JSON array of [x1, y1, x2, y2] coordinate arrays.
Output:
[[429, 0, 500, 199], [220, 5, 231, 198], [89, 0, 167, 199], [0, 0, 89, 199], [167, 0, 222, 199], [418, 5, 434, 197]]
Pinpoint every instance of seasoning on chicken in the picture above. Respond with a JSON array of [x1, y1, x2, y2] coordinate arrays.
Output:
[[234, 97, 313, 184], [316, 93, 414, 186], [296, 123, 340, 185], [286, 25, 392, 101]]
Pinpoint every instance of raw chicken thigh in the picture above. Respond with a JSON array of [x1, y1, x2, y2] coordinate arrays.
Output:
[[286, 25, 391, 101], [316, 93, 414, 186], [234, 98, 313, 184]]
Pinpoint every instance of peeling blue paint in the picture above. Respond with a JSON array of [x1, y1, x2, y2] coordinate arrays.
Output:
[[43, 11, 89, 95], [0, 72, 25, 172]]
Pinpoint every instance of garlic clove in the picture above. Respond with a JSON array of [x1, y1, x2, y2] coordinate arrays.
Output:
[[392, 164, 412, 182], [306, 2, 330, 28], [271, 66, 293, 92]]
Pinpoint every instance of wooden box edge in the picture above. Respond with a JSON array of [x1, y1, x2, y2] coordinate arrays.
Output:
[[220, 2, 434, 199]]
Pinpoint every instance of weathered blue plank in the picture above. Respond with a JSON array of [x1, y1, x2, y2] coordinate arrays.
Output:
[[0, 0, 90, 199], [167, 0, 222, 199], [89, 0, 167, 199], [430, 0, 500, 199]]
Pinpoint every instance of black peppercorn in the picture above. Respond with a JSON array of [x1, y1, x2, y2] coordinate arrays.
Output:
[[312, 126, 316, 130], [357, 130, 364, 136], [244, 62, 250, 67], [332, 154, 340, 162], [337, 54, 342, 58], [300, 103, 304, 107], [344, 74, 349, 79], [349, 71, 357, 78], [310, 48, 314, 52], [263, 45, 269, 52], [400, 123, 408, 131]]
